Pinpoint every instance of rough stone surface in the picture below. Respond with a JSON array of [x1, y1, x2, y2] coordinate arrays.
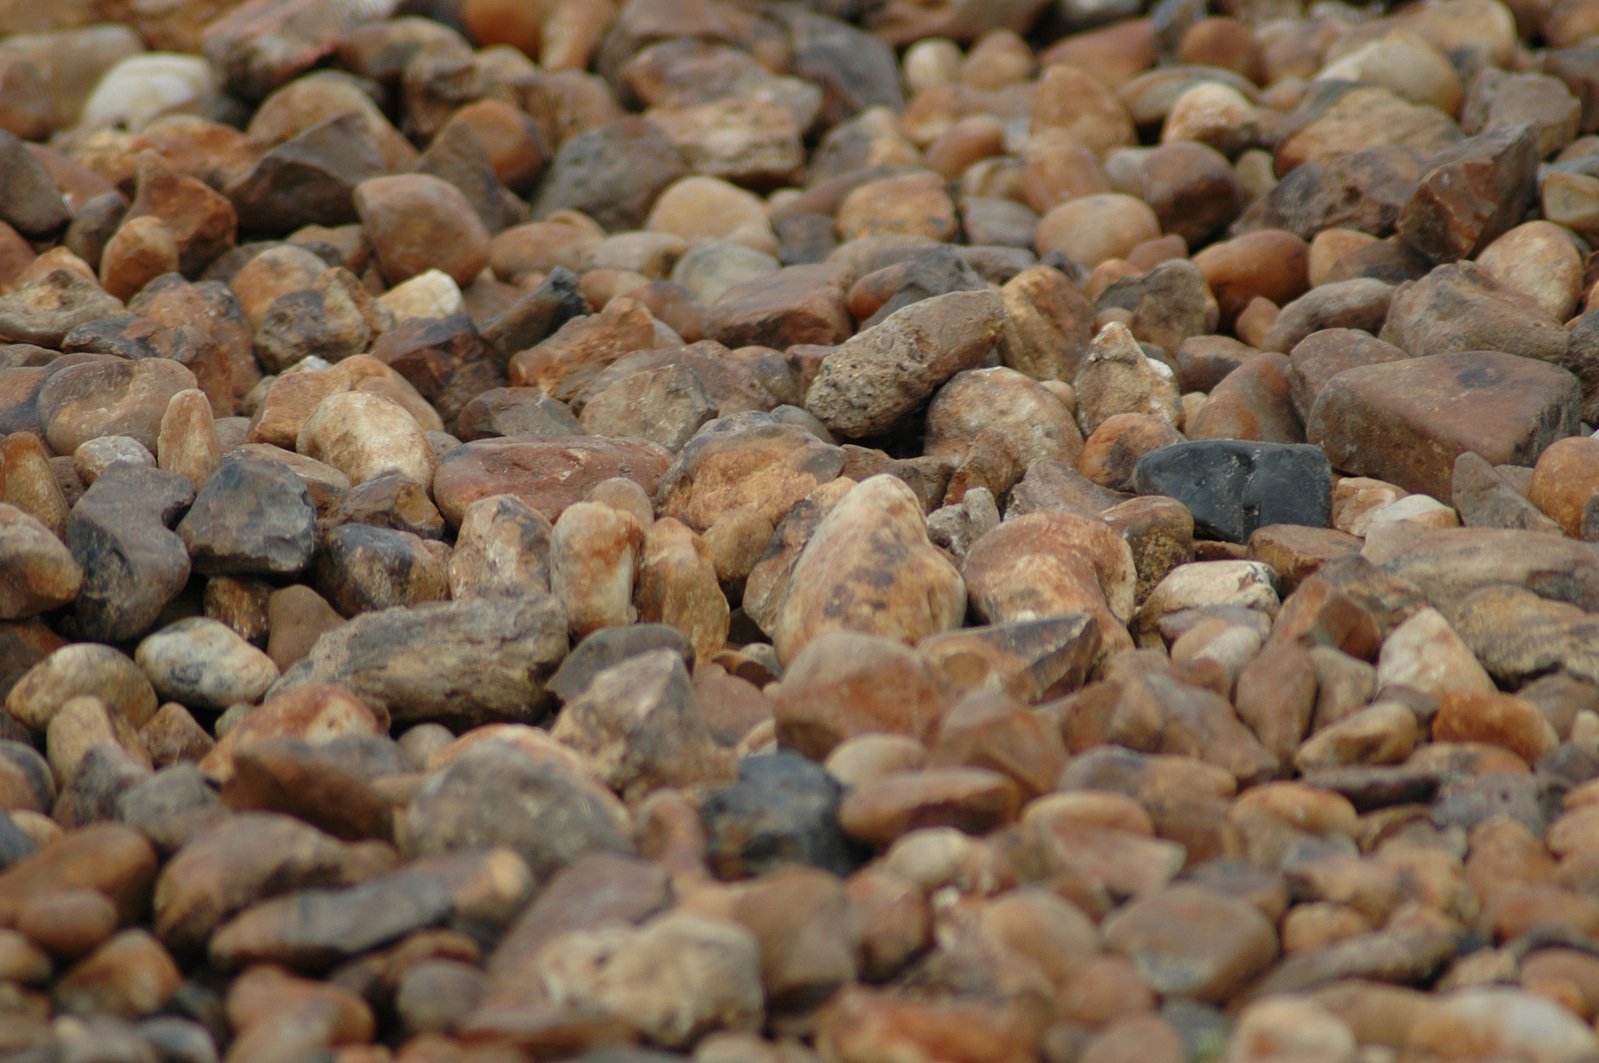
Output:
[[269, 595, 570, 729]]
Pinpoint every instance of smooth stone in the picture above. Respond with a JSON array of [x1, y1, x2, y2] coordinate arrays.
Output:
[[297, 391, 436, 487], [772, 632, 950, 761], [0, 503, 81, 619], [1379, 262, 1568, 365], [529, 116, 687, 232], [531, 910, 763, 1048], [1103, 883, 1279, 1003], [432, 436, 673, 526], [446, 493, 552, 600], [135, 618, 278, 711], [1306, 351, 1581, 504], [768, 475, 965, 665], [550, 501, 643, 638], [962, 510, 1136, 659], [353, 173, 490, 286], [1073, 322, 1182, 438], [1133, 440, 1333, 544]]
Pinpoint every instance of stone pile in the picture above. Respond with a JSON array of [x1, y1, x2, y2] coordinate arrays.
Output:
[[3, 0, 1599, 1060]]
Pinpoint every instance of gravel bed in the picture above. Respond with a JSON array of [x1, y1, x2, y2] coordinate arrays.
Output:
[[5, 0, 1599, 1061]]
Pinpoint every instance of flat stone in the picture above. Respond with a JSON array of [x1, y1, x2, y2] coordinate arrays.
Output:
[[201, 0, 381, 100], [269, 594, 569, 729], [208, 864, 453, 972], [433, 436, 673, 527], [579, 364, 716, 452], [1133, 441, 1333, 544], [1379, 261, 1568, 364], [1306, 351, 1582, 503]]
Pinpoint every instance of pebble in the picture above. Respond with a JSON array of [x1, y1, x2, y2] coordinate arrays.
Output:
[[64, 464, 194, 643], [804, 288, 1005, 439], [1073, 321, 1182, 438], [550, 500, 643, 638], [177, 457, 317, 576], [1133, 440, 1333, 544], [1103, 883, 1278, 1003], [432, 436, 673, 526], [963, 509, 1137, 665], [0, 503, 81, 619], [550, 649, 732, 801], [133, 618, 278, 711], [271, 594, 568, 729], [37, 356, 197, 456], [772, 632, 949, 760], [1308, 351, 1581, 503], [535, 909, 763, 1047], [1375, 607, 1496, 701], [767, 475, 964, 663]]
